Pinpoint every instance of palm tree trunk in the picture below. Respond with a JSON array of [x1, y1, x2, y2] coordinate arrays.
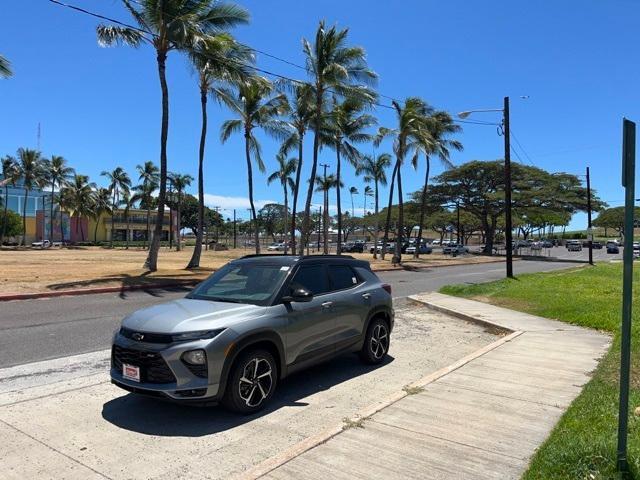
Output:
[[188, 86, 207, 268], [176, 193, 182, 252], [283, 184, 288, 255], [146, 206, 150, 249], [59, 198, 64, 243], [290, 130, 304, 255], [110, 190, 116, 248], [1, 185, 10, 245], [395, 159, 404, 264], [245, 133, 260, 254], [49, 184, 55, 241], [302, 92, 323, 251], [373, 180, 379, 259], [144, 47, 169, 272], [22, 188, 28, 246], [382, 162, 399, 261], [94, 218, 99, 243], [414, 156, 430, 259], [324, 188, 329, 254], [125, 212, 130, 250], [336, 143, 342, 255]]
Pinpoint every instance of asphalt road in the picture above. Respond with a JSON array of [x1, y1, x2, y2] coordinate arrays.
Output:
[[0, 259, 580, 368]]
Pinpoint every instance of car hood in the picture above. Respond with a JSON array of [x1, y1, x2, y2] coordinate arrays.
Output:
[[122, 298, 267, 334]]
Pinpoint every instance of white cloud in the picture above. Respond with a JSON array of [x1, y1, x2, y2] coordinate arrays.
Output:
[[203, 193, 278, 211]]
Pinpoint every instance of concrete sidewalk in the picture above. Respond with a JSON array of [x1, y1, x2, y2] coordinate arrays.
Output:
[[249, 292, 610, 480]]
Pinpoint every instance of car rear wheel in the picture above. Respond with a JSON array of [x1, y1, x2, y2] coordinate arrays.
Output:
[[360, 318, 390, 364], [222, 349, 277, 414]]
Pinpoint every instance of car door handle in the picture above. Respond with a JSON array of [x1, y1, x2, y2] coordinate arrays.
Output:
[[362, 293, 371, 299], [321, 301, 333, 309]]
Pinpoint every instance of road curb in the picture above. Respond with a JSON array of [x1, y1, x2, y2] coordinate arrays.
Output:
[[372, 256, 509, 273], [0, 280, 200, 302]]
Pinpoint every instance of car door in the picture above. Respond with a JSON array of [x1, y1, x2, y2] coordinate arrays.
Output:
[[327, 264, 369, 348], [283, 263, 337, 365]]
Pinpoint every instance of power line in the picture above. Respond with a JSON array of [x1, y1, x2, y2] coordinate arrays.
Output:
[[510, 129, 536, 166]]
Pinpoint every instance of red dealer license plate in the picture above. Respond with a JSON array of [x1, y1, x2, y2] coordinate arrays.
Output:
[[122, 363, 140, 382]]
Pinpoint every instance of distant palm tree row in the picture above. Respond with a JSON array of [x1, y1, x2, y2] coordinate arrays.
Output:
[[0, 149, 191, 248]]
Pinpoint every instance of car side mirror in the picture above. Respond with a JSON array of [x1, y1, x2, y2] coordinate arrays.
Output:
[[282, 287, 313, 303]]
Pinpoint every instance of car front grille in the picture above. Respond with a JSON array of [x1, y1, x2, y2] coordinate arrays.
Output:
[[119, 327, 173, 344], [112, 345, 176, 384]]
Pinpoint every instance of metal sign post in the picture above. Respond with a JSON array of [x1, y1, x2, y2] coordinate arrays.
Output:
[[617, 118, 635, 475]]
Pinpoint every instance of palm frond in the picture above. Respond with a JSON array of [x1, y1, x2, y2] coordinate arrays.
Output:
[[96, 25, 144, 47]]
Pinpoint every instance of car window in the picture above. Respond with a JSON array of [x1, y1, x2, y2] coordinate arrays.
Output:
[[290, 265, 330, 295], [328, 265, 359, 291]]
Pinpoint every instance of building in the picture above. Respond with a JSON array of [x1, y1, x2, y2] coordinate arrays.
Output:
[[0, 179, 49, 243]]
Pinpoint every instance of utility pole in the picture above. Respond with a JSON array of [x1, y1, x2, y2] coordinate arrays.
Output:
[[586, 167, 593, 265], [212, 206, 221, 248], [320, 163, 330, 254], [503, 96, 514, 278], [233, 209, 237, 249], [456, 202, 461, 244], [247, 208, 252, 251], [317, 206, 322, 252], [168, 180, 174, 249]]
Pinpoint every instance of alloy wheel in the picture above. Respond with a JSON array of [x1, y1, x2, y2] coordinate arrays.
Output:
[[370, 324, 389, 360], [238, 357, 273, 408]]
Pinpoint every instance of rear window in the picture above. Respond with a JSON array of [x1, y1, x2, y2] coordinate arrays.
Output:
[[290, 264, 330, 295], [328, 265, 359, 290]]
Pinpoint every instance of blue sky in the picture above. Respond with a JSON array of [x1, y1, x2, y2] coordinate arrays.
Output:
[[1, 0, 638, 227]]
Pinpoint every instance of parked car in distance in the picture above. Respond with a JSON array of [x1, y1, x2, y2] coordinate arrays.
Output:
[[607, 244, 620, 254], [31, 239, 51, 248], [606, 239, 620, 248], [405, 244, 433, 255], [267, 242, 285, 252], [530, 241, 542, 250], [442, 243, 469, 255], [342, 242, 364, 253], [591, 241, 603, 249], [540, 240, 553, 248], [370, 242, 394, 254], [110, 255, 394, 413], [431, 239, 440, 246], [566, 240, 583, 252]]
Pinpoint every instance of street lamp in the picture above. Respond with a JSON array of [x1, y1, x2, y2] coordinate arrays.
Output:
[[458, 96, 514, 278]]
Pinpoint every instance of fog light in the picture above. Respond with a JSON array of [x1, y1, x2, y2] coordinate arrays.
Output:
[[182, 349, 206, 365]]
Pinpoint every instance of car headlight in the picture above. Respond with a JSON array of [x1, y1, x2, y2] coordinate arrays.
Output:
[[171, 329, 225, 343], [182, 349, 207, 365]]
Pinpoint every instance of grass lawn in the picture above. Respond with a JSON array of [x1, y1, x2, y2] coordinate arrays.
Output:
[[440, 263, 639, 480]]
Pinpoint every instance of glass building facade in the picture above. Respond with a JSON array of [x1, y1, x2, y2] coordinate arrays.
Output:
[[0, 178, 48, 217]]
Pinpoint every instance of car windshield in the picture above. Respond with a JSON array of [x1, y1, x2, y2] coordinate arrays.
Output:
[[187, 263, 290, 306]]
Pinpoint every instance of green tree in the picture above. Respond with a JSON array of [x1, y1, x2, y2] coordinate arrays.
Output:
[[267, 154, 296, 253], [315, 173, 343, 253], [1, 210, 22, 238], [61, 174, 96, 242], [97, 0, 249, 271], [168, 172, 193, 251], [349, 186, 359, 219], [101, 167, 131, 247], [300, 21, 377, 251], [217, 76, 290, 253], [1, 155, 20, 245], [593, 207, 640, 237], [92, 187, 112, 243], [0, 54, 11, 78], [135, 161, 159, 249], [356, 153, 391, 258], [412, 111, 462, 258], [45, 155, 74, 242], [16, 148, 45, 246], [179, 194, 222, 239], [186, 34, 252, 268], [257, 203, 287, 243]]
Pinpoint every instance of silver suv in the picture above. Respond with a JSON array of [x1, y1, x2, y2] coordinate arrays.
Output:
[[110, 255, 394, 413]]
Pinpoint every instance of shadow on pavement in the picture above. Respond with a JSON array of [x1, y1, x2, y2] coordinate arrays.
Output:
[[101, 352, 394, 437]]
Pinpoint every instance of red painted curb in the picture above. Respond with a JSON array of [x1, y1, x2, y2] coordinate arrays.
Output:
[[0, 279, 200, 302]]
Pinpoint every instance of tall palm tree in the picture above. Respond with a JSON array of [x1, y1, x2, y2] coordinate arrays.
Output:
[[119, 190, 139, 249], [216, 76, 290, 253], [301, 21, 377, 252], [0, 54, 11, 78], [280, 84, 315, 254], [135, 161, 159, 249], [186, 35, 253, 268], [314, 174, 343, 254], [412, 111, 463, 258], [356, 153, 390, 258], [97, 0, 249, 271], [101, 167, 131, 248], [92, 187, 112, 243], [267, 154, 296, 254], [16, 148, 45, 246], [168, 172, 193, 251], [1, 156, 19, 245], [325, 96, 376, 253], [363, 185, 373, 213], [61, 174, 96, 242], [375, 98, 432, 263], [349, 186, 359, 218], [45, 155, 74, 242]]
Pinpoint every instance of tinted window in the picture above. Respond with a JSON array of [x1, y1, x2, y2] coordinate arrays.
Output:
[[290, 265, 330, 295], [329, 265, 358, 291]]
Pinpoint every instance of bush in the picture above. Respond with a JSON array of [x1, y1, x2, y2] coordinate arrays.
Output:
[[1, 210, 23, 238]]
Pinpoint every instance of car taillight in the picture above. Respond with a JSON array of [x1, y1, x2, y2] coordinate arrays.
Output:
[[382, 283, 392, 295]]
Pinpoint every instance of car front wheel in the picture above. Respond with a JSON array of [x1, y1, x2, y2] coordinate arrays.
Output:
[[222, 349, 277, 414], [360, 318, 390, 364]]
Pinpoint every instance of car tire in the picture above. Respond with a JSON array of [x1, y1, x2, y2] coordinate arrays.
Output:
[[360, 318, 390, 365], [222, 349, 277, 414]]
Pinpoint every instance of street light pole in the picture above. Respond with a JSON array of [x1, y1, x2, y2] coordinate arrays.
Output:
[[586, 167, 593, 265], [503, 96, 514, 278]]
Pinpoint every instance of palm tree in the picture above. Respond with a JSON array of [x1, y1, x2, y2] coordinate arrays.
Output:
[[280, 84, 315, 254], [325, 96, 376, 254], [168, 172, 193, 251], [356, 153, 390, 258], [16, 148, 45, 246], [216, 76, 290, 253], [120, 190, 140, 249], [61, 174, 96, 242], [45, 155, 74, 243], [363, 185, 373, 213], [300, 21, 377, 252], [101, 167, 131, 248], [92, 187, 112, 243], [0, 54, 11, 78], [186, 35, 253, 269], [267, 154, 296, 254], [412, 111, 463, 258], [1, 156, 19, 245], [314, 174, 343, 254], [135, 161, 159, 249], [375, 98, 432, 263], [97, 0, 249, 271], [349, 186, 359, 218]]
